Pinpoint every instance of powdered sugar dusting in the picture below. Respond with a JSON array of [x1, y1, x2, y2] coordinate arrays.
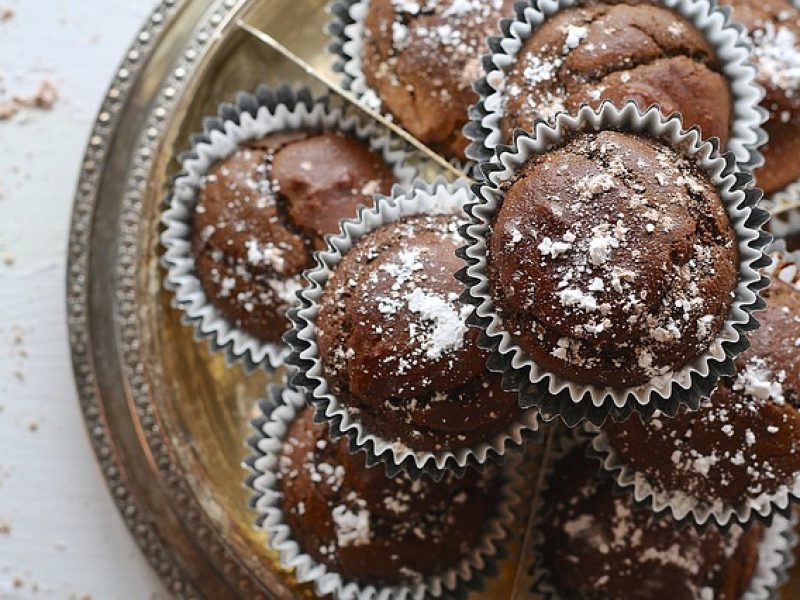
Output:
[[733, 357, 786, 405], [407, 288, 471, 360], [331, 502, 371, 547], [750, 20, 800, 96]]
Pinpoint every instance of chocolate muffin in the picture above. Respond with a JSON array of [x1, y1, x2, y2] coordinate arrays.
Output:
[[487, 130, 739, 388], [499, 1, 731, 147], [192, 130, 395, 343], [539, 445, 764, 600], [362, 0, 515, 161], [741, 265, 800, 407], [601, 267, 800, 508], [276, 405, 502, 584], [317, 213, 521, 451], [719, 0, 800, 194]]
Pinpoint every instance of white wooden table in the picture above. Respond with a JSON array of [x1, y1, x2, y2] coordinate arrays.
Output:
[[0, 1, 168, 597]]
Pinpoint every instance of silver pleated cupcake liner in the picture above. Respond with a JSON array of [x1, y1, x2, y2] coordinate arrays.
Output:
[[244, 384, 525, 600], [285, 178, 542, 480], [457, 102, 771, 427]]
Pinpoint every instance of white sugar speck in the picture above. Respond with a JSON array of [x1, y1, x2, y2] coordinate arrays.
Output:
[[332, 504, 370, 547], [407, 288, 470, 359]]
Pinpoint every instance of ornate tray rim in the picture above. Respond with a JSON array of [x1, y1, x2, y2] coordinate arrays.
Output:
[[66, 0, 288, 597], [66, 0, 800, 597]]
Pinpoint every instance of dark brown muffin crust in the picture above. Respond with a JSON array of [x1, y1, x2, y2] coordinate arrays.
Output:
[[317, 214, 521, 450], [362, 0, 515, 161], [192, 130, 395, 343], [276, 406, 501, 584], [488, 131, 739, 388], [500, 2, 731, 147], [603, 269, 800, 507], [743, 271, 800, 408], [719, 0, 800, 194], [540, 446, 763, 600]]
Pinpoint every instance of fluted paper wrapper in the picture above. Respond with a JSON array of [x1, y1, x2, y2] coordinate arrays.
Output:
[[245, 384, 524, 600], [583, 242, 800, 528], [464, 0, 767, 171], [458, 102, 770, 426], [285, 178, 541, 479], [161, 85, 416, 370]]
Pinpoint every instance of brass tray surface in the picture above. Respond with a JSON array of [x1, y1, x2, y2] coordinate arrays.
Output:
[[66, 0, 800, 597]]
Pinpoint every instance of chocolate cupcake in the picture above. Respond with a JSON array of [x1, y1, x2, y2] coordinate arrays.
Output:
[[460, 104, 768, 425], [498, 2, 731, 146], [485, 129, 738, 389], [162, 87, 415, 369], [589, 251, 800, 526], [317, 213, 522, 452], [466, 0, 765, 168], [248, 386, 521, 598], [744, 257, 800, 408], [193, 131, 395, 344], [534, 443, 765, 600], [719, 0, 800, 195], [333, 0, 515, 162], [278, 405, 499, 585], [289, 180, 541, 476]]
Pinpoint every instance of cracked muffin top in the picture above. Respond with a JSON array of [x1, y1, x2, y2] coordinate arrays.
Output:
[[539, 444, 763, 600], [719, 0, 800, 194], [362, 0, 515, 161], [316, 213, 522, 452], [600, 264, 800, 509], [487, 130, 738, 389], [192, 130, 395, 343], [276, 405, 502, 584], [499, 1, 731, 147]]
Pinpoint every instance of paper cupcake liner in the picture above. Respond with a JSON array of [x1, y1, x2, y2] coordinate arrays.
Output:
[[526, 433, 798, 600], [244, 384, 524, 600], [285, 178, 542, 479], [161, 84, 417, 371], [458, 102, 771, 427], [325, 0, 478, 172], [464, 0, 768, 171]]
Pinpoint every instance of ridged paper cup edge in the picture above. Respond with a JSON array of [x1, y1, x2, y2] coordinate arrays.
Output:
[[458, 102, 770, 427], [244, 384, 524, 600], [285, 177, 542, 480]]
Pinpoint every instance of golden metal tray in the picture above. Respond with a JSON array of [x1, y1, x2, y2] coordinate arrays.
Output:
[[66, 0, 800, 597]]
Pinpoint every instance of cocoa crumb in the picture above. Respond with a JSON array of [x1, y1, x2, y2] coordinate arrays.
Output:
[[0, 101, 16, 120], [0, 6, 13, 22], [14, 79, 58, 109]]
